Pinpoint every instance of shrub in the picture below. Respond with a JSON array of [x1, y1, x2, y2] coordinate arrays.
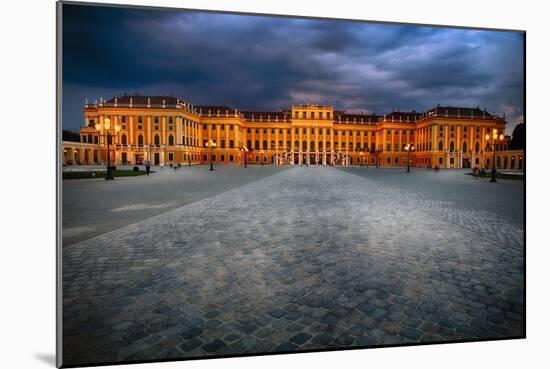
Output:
[[132, 166, 140, 172]]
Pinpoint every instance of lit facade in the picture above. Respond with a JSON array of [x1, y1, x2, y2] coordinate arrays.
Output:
[[62, 95, 524, 170]]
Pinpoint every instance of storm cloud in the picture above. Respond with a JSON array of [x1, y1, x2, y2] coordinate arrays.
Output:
[[62, 4, 524, 133]]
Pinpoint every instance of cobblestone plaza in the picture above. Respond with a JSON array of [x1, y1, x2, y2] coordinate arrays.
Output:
[[62, 166, 524, 365]]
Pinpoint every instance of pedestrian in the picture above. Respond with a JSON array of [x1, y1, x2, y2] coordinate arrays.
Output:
[[145, 160, 151, 176]]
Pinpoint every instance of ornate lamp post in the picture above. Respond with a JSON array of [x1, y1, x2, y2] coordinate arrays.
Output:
[[95, 116, 120, 180], [404, 143, 414, 173], [485, 128, 505, 183], [241, 147, 248, 168], [259, 149, 264, 166], [205, 139, 217, 171], [375, 149, 382, 168]]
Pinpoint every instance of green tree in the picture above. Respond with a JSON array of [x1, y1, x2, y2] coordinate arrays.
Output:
[[509, 123, 525, 150]]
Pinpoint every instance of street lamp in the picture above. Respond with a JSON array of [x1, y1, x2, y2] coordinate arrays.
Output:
[[485, 128, 505, 183], [241, 147, 248, 168], [95, 116, 120, 180], [404, 143, 414, 173], [205, 139, 217, 171]]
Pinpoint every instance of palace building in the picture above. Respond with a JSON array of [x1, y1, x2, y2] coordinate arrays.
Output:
[[62, 94, 524, 170]]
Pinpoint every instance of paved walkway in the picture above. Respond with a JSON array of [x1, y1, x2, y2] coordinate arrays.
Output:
[[63, 167, 524, 366]]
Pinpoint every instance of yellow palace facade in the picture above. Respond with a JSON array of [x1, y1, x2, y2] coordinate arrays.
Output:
[[62, 94, 524, 170]]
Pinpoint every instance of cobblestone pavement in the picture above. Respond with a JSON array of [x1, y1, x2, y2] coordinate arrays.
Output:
[[63, 166, 525, 366], [62, 165, 289, 246]]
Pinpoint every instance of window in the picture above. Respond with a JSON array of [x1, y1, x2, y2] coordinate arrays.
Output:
[[168, 135, 174, 146], [462, 142, 467, 152], [263, 128, 267, 134], [450, 158, 455, 165], [212, 124, 216, 130], [449, 141, 455, 152], [255, 140, 259, 149], [310, 112, 315, 119], [255, 128, 259, 134], [230, 124, 234, 131], [221, 140, 226, 148], [294, 128, 299, 134], [319, 112, 323, 119], [271, 128, 275, 134], [230, 155, 234, 162], [168, 152, 174, 161], [475, 142, 480, 152], [229, 140, 234, 148], [168, 116, 173, 124], [138, 116, 143, 124], [302, 128, 306, 134], [121, 115, 126, 123], [247, 140, 251, 148], [386, 157, 391, 164], [326, 112, 331, 119], [138, 135, 144, 146], [395, 157, 399, 164], [154, 116, 159, 124], [438, 141, 443, 150], [439, 157, 443, 165], [302, 112, 306, 119], [263, 140, 268, 149], [221, 124, 225, 131], [294, 111, 299, 119], [311, 128, 315, 134], [203, 124, 207, 130], [247, 128, 251, 133], [154, 135, 160, 145], [121, 134, 127, 145], [221, 155, 225, 162]]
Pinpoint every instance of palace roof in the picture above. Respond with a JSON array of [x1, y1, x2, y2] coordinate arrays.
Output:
[[195, 106, 237, 116], [424, 106, 496, 119], [89, 95, 505, 123], [106, 94, 182, 105], [334, 112, 381, 124], [241, 111, 291, 122]]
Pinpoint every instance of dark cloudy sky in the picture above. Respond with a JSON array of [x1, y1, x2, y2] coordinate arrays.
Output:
[[62, 3, 524, 133]]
